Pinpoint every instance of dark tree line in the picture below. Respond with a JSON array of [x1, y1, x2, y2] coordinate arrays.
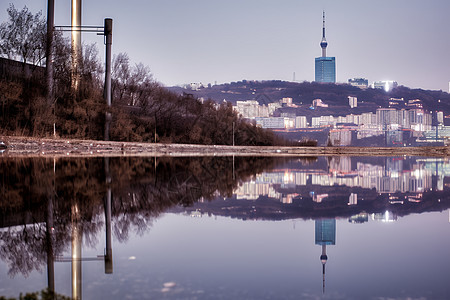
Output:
[[0, 156, 282, 277], [0, 5, 301, 146]]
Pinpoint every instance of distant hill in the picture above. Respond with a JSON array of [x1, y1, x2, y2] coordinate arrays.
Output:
[[168, 80, 450, 119]]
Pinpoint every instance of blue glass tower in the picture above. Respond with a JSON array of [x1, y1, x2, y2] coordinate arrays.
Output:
[[315, 57, 336, 83], [315, 11, 336, 83], [315, 219, 336, 246]]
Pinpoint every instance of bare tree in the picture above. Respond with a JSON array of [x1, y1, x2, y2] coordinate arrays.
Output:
[[128, 62, 153, 106], [111, 52, 131, 103], [0, 4, 46, 66]]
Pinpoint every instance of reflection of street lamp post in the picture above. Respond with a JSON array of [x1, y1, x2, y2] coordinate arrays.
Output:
[[104, 158, 113, 274], [71, 203, 82, 300], [45, 158, 56, 295], [104, 187, 113, 274], [55, 192, 114, 299]]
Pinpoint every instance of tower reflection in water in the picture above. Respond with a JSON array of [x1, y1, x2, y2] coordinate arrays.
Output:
[[315, 219, 336, 294]]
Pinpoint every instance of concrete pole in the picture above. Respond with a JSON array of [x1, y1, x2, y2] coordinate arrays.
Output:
[[46, 0, 55, 137], [45, 0, 54, 104], [104, 18, 112, 141], [71, 0, 82, 92]]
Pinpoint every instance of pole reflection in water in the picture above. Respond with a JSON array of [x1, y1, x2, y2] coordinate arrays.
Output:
[[71, 202, 82, 300], [50, 158, 114, 299], [46, 158, 56, 298], [104, 157, 113, 274], [104, 189, 113, 274]]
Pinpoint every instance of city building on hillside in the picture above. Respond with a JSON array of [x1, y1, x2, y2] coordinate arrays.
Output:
[[360, 112, 376, 125], [295, 116, 307, 128], [376, 108, 399, 128], [280, 112, 296, 118], [255, 117, 285, 129], [281, 97, 293, 106], [376, 108, 432, 132], [313, 98, 328, 108], [437, 111, 444, 124], [348, 78, 368, 88], [407, 99, 423, 108], [255, 117, 301, 129], [188, 82, 205, 91], [328, 129, 352, 146], [409, 109, 432, 131], [348, 96, 357, 108], [312, 115, 336, 127], [372, 81, 398, 92], [315, 11, 336, 83], [268, 102, 282, 115], [388, 98, 405, 108], [234, 100, 269, 119], [423, 125, 450, 145]]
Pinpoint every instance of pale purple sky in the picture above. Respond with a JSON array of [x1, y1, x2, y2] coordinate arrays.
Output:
[[1, 0, 450, 91]]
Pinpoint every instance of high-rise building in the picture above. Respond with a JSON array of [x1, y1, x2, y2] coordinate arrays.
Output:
[[315, 11, 336, 83]]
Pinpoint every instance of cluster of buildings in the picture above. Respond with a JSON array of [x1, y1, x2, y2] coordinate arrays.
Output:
[[233, 95, 449, 145]]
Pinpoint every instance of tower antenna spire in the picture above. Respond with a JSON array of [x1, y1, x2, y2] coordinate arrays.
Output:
[[315, 10, 336, 83], [320, 10, 328, 57], [322, 10, 326, 39]]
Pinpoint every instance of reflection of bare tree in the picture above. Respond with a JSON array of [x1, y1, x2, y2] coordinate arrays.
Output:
[[0, 224, 46, 277], [0, 156, 281, 277], [0, 157, 106, 278], [109, 156, 279, 241]]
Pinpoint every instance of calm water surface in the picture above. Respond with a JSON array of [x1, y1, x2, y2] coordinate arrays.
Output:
[[0, 156, 449, 299]]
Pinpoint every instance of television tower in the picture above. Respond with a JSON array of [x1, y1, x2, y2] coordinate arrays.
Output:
[[320, 11, 328, 57]]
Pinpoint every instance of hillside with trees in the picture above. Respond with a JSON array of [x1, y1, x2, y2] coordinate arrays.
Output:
[[0, 5, 304, 147], [171, 80, 450, 120]]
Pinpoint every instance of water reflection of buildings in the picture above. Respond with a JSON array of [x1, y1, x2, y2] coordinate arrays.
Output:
[[233, 157, 449, 203], [349, 211, 397, 224]]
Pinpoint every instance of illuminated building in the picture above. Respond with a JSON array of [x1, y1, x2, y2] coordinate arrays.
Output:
[[372, 80, 398, 92]]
